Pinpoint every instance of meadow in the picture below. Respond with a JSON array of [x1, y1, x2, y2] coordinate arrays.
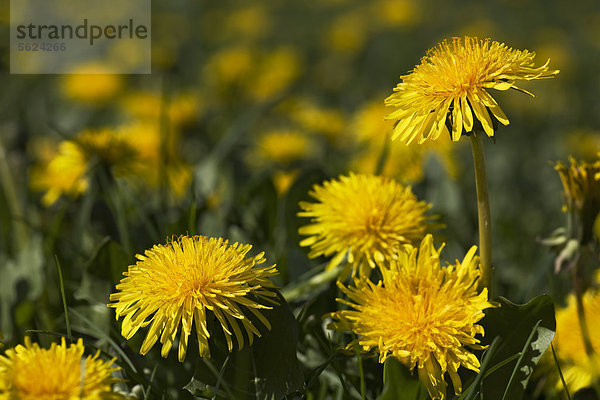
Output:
[[1, 0, 600, 399]]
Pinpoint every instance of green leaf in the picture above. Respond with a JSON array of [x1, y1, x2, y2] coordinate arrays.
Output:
[[250, 294, 305, 399], [479, 295, 556, 400], [377, 358, 427, 400]]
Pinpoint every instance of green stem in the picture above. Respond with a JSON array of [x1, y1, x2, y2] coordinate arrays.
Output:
[[470, 133, 493, 295], [0, 142, 27, 251], [374, 132, 391, 176]]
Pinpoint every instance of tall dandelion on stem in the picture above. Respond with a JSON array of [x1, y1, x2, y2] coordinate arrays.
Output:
[[385, 36, 559, 293]]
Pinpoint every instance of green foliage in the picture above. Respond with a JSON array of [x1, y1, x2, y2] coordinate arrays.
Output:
[[476, 296, 556, 400], [377, 358, 427, 400]]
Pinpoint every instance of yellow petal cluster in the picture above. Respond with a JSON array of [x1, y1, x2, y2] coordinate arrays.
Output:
[[555, 156, 600, 244], [109, 235, 279, 361], [0, 337, 124, 399], [298, 173, 433, 276], [329, 235, 492, 399], [552, 291, 600, 394], [386, 36, 558, 144]]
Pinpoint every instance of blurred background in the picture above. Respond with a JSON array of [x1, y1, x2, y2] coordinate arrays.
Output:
[[0, 0, 599, 397]]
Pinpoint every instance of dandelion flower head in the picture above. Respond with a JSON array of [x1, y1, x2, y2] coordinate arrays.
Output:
[[298, 173, 433, 276], [109, 235, 279, 361], [0, 337, 124, 399], [385, 36, 558, 144], [329, 235, 492, 399]]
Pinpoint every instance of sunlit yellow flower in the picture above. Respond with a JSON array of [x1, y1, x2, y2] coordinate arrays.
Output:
[[555, 156, 600, 244], [109, 235, 279, 361], [62, 63, 124, 104], [329, 235, 491, 399], [385, 37, 559, 144], [0, 337, 124, 399], [298, 173, 433, 276], [552, 291, 600, 394]]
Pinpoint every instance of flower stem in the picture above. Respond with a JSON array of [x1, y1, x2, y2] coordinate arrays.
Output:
[[374, 132, 391, 176], [572, 249, 595, 358], [470, 133, 493, 295]]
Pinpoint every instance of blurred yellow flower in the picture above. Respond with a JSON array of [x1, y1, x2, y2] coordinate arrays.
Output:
[[565, 130, 600, 161], [62, 63, 124, 104], [329, 235, 491, 399], [204, 45, 255, 88], [386, 37, 559, 144], [31, 124, 192, 205], [247, 47, 302, 101], [283, 98, 346, 142], [109, 235, 279, 361], [121, 91, 202, 127], [371, 0, 420, 27], [226, 4, 271, 42], [552, 291, 600, 394], [250, 129, 313, 167], [555, 156, 600, 244], [298, 173, 433, 276], [30, 140, 89, 206], [349, 100, 459, 182], [0, 337, 124, 399], [325, 12, 369, 55], [119, 123, 193, 198], [273, 169, 299, 196]]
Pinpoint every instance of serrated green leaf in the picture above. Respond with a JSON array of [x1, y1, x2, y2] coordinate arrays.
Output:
[[479, 295, 556, 400]]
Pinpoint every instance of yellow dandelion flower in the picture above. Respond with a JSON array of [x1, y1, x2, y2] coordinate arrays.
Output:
[[118, 123, 193, 198], [109, 235, 279, 361], [225, 4, 271, 41], [247, 47, 302, 101], [30, 140, 89, 206], [385, 36, 558, 144], [272, 169, 299, 196], [121, 91, 201, 127], [329, 235, 492, 399], [30, 128, 137, 206], [298, 173, 433, 276], [250, 129, 313, 168], [552, 291, 600, 394], [555, 156, 600, 243], [62, 63, 123, 104], [0, 337, 124, 399], [282, 98, 346, 143]]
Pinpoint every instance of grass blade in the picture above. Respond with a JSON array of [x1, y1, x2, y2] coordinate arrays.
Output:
[[54, 255, 72, 343]]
